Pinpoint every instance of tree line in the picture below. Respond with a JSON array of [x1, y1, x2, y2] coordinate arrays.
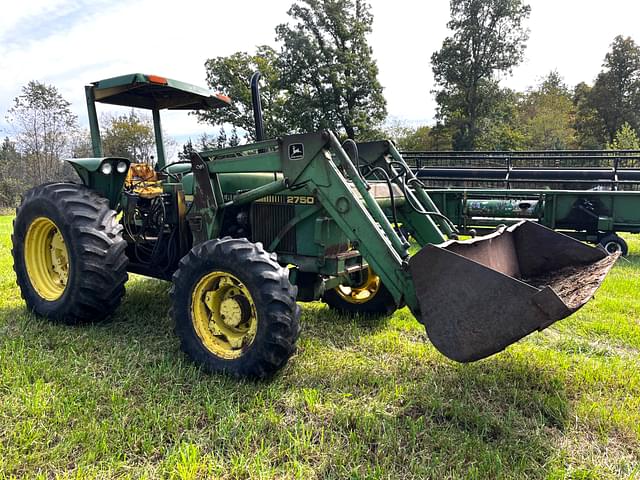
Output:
[[201, 0, 640, 152], [2, 0, 640, 208], [427, 0, 640, 153], [204, 0, 640, 152]]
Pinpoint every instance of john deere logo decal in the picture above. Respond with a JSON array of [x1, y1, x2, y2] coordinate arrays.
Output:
[[289, 143, 304, 160]]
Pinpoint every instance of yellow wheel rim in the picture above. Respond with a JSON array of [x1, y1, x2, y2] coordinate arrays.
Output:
[[335, 267, 381, 304], [191, 272, 258, 359], [24, 217, 69, 301]]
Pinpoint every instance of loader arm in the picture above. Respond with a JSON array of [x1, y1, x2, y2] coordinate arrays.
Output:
[[194, 131, 419, 308], [355, 140, 458, 243], [193, 131, 617, 363]]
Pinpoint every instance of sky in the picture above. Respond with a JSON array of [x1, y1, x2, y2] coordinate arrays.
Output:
[[1, 0, 640, 148]]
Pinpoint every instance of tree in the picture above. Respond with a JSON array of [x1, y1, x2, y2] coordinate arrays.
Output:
[[519, 72, 577, 150], [590, 36, 640, 143], [69, 130, 94, 158], [573, 82, 607, 149], [101, 110, 156, 162], [197, 133, 215, 151], [474, 87, 526, 150], [275, 0, 387, 139], [200, 2, 386, 141], [383, 122, 455, 151], [229, 126, 242, 147], [381, 119, 417, 149], [0, 137, 23, 179], [215, 126, 228, 149], [191, 125, 245, 153], [198, 46, 295, 140], [6, 81, 78, 186], [0, 137, 24, 207], [431, 0, 530, 150], [179, 139, 194, 160], [384, 123, 433, 151], [608, 122, 640, 150]]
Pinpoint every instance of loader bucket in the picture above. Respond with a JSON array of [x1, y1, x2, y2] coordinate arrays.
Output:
[[409, 221, 618, 363]]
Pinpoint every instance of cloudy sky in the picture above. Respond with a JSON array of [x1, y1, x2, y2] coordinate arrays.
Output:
[[1, 0, 640, 147]]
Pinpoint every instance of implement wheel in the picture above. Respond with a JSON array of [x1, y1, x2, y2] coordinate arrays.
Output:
[[171, 238, 300, 378], [12, 183, 128, 323], [323, 267, 397, 316], [599, 233, 628, 256]]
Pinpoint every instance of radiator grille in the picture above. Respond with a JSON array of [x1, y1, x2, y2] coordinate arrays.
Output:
[[251, 203, 296, 253]]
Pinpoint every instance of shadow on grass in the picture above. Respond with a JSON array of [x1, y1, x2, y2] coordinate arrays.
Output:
[[279, 343, 567, 477], [0, 276, 176, 364], [300, 301, 393, 338]]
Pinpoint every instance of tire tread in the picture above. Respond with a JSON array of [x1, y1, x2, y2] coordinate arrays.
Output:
[[11, 182, 128, 324], [170, 237, 300, 379]]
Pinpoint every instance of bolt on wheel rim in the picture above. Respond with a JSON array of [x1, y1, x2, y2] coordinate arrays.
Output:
[[335, 267, 381, 304], [191, 272, 257, 359], [24, 217, 69, 301]]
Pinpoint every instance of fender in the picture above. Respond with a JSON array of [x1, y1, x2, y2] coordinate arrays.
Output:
[[65, 157, 130, 209]]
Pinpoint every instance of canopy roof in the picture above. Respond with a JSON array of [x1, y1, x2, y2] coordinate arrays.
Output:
[[90, 73, 231, 110]]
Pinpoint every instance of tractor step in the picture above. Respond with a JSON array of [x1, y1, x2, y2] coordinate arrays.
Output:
[[409, 221, 618, 362]]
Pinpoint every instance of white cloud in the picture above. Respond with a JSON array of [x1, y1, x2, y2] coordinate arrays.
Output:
[[0, 0, 292, 139], [0, 0, 69, 32]]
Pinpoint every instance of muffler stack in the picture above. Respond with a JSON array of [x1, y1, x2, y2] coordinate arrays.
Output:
[[409, 221, 618, 362]]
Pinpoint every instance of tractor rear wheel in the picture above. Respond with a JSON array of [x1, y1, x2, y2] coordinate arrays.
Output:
[[323, 267, 397, 316], [12, 183, 128, 323], [171, 238, 300, 378]]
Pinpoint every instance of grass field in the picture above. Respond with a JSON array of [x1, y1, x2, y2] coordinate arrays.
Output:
[[0, 214, 638, 479]]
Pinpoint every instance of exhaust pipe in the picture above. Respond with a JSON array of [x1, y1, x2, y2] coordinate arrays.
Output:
[[409, 221, 618, 362], [250, 71, 265, 142]]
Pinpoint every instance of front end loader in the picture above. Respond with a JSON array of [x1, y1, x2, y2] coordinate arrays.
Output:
[[11, 73, 618, 378]]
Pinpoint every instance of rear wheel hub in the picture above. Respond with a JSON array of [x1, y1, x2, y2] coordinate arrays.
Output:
[[24, 217, 69, 301], [335, 267, 380, 304]]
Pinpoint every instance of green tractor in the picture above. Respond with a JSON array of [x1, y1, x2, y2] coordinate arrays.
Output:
[[11, 73, 618, 378]]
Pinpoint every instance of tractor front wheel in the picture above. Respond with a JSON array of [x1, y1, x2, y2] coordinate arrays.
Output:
[[323, 267, 397, 316], [12, 183, 128, 323], [171, 238, 301, 378]]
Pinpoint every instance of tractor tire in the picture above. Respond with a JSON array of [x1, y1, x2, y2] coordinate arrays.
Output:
[[12, 182, 128, 324], [599, 233, 629, 256], [170, 238, 301, 378], [323, 268, 397, 317]]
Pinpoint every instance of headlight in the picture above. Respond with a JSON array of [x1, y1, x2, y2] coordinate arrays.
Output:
[[116, 161, 128, 174], [100, 162, 113, 175]]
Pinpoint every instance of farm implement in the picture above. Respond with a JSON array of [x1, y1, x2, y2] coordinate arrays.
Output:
[[11, 73, 618, 377], [427, 188, 640, 256], [408, 150, 640, 255]]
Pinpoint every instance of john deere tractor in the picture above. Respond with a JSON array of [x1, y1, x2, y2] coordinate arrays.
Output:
[[11, 73, 618, 378]]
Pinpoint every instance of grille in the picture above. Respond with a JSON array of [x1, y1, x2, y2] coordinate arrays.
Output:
[[251, 203, 296, 253]]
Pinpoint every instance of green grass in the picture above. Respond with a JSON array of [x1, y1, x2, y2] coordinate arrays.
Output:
[[0, 214, 638, 479]]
